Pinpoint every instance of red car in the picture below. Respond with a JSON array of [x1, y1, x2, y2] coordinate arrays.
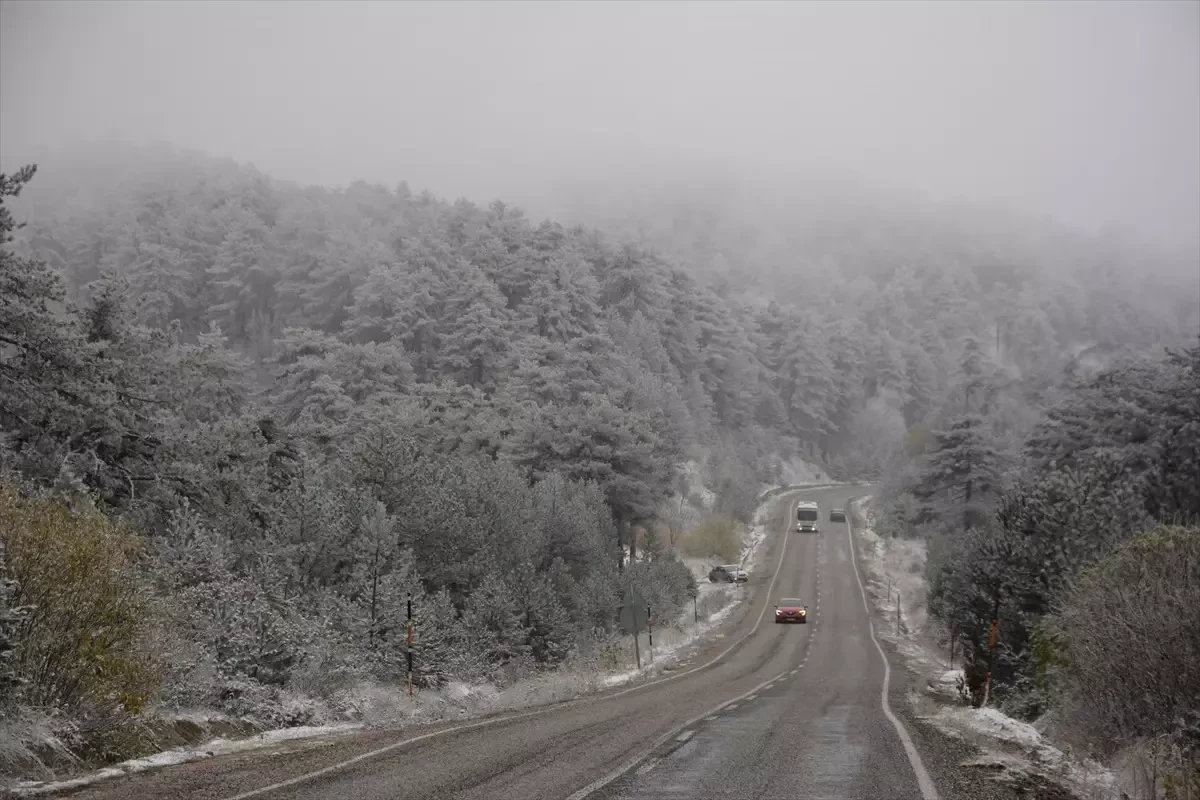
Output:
[[774, 598, 808, 624]]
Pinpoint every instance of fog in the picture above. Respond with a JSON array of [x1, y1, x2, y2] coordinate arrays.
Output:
[[2, 0, 1198, 253]]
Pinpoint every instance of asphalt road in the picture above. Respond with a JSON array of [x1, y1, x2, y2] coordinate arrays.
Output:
[[47, 485, 942, 800]]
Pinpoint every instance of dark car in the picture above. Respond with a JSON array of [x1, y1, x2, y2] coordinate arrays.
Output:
[[830, 508, 846, 522], [708, 565, 747, 583], [774, 598, 808, 624]]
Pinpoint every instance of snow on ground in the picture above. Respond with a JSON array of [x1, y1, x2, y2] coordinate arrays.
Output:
[[776, 456, 831, 486], [11, 480, 798, 798], [605, 494, 780, 689], [11, 723, 363, 797], [850, 497, 1119, 800]]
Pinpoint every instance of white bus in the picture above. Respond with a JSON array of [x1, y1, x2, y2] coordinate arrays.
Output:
[[796, 501, 819, 533]]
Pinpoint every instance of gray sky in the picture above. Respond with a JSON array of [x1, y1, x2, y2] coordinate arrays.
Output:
[[2, 0, 1198, 252]]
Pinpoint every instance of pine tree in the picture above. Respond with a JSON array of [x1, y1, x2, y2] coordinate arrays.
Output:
[[437, 264, 512, 391], [914, 414, 1006, 530]]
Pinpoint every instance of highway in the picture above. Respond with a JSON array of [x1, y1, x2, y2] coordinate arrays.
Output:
[[48, 485, 943, 800]]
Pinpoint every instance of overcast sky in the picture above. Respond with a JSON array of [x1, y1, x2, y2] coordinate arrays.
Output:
[[2, 0, 1198, 252]]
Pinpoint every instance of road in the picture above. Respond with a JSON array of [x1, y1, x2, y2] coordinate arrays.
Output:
[[47, 485, 940, 800]]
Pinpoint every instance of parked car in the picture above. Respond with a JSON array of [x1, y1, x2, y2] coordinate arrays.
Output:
[[830, 508, 846, 522], [708, 564, 748, 583]]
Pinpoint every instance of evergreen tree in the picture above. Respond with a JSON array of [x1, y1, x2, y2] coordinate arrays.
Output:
[[913, 414, 1006, 530]]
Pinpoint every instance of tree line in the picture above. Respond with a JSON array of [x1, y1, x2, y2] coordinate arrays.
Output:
[[1, 141, 1195, 779]]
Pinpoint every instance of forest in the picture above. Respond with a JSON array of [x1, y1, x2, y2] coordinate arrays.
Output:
[[1, 141, 1197, 778]]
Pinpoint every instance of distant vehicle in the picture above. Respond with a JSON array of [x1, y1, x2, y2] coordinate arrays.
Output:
[[830, 508, 846, 522], [796, 501, 819, 532], [774, 598, 808, 624], [708, 564, 748, 583]]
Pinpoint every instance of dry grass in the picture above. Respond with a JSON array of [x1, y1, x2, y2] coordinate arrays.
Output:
[[678, 515, 740, 563]]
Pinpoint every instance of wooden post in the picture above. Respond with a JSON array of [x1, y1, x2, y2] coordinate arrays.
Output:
[[647, 606, 654, 663], [406, 592, 414, 697], [982, 594, 1001, 707], [949, 619, 956, 669]]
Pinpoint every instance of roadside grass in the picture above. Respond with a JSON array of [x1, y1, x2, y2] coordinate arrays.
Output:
[[678, 515, 740, 563]]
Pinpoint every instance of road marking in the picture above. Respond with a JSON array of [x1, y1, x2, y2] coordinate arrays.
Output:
[[746, 694, 758, 701], [725, 703, 739, 711], [844, 506, 940, 800], [566, 665, 793, 800], [218, 494, 815, 800], [675, 730, 695, 743], [635, 758, 660, 775], [704, 715, 718, 721]]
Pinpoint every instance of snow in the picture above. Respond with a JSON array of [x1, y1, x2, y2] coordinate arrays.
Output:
[[9, 480, 794, 797], [851, 496, 1119, 800], [776, 456, 831, 486], [10, 723, 363, 797], [739, 501, 773, 569]]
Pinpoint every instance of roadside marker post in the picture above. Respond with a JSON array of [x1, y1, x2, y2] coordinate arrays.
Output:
[[647, 605, 653, 663], [406, 592, 414, 697]]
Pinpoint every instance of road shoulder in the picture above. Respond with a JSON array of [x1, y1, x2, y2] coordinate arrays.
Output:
[[847, 497, 1112, 800]]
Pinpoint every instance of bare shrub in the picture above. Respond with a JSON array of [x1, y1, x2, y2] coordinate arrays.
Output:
[[0, 486, 161, 715], [1053, 526, 1200, 797], [679, 515, 740, 563]]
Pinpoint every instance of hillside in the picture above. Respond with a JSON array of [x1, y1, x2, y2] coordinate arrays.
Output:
[[1, 143, 1196, 785]]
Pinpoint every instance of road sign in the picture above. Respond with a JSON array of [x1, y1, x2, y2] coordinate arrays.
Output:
[[618, 588, 648, 634]]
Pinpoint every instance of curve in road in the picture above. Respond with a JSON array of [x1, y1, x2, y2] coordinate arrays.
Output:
[[47, 485, 940, 800]]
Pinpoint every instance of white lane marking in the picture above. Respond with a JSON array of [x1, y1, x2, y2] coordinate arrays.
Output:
[[725, 703, 740, 711], [219, 494, 816, 800], [566, 665, 792, 800], [635, 758, 660, 776], [675, 730, 695, 743], [746, 694, 758, 701], [704, 715, 718, 721], [845, 509, 940, 800]]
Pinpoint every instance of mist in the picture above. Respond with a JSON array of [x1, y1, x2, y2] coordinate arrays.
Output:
[[2, 0, 1198, 253]]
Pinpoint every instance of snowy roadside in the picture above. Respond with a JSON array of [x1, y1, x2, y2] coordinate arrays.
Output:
[[6, 723, 364, 797], [849, 497, 1119, 800], [9, 488, 799, 798], [604, 488, 785, 689]]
